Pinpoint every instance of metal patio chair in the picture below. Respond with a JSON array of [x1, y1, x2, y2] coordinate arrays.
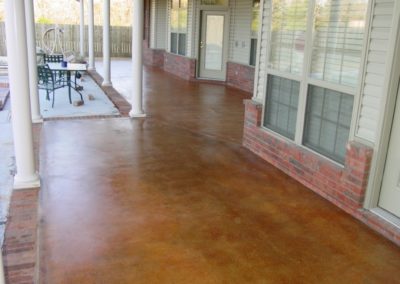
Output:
[[43, 54, 64, 63], [37, 64, 66, 108], [43, 54, 66, 82]]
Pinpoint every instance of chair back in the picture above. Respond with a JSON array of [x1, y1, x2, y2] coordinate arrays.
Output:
[[43, 54, 64, 63], [37, 64, 54, 87]]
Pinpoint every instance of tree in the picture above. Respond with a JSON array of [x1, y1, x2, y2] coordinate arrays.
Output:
[[33, 0, 133, 27]]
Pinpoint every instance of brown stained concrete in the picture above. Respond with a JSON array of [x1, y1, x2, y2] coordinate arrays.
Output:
[[39, 67, 400, 284]]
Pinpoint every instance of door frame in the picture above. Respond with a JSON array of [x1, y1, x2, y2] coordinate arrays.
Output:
[[363, 4, 400, 217], [196, 6, 230, 81]]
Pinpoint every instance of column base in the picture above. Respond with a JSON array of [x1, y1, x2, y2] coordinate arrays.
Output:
[[102, 81, 113, 87], [13, 172, 40, 190], [129, 110, 146, 118], [32, 116, 43, 123]]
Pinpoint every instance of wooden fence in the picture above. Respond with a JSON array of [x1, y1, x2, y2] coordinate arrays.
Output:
[[0, 22, 132, 57]]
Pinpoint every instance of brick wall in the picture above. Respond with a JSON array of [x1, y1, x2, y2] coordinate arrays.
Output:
[[164, 53, 196, 81], [243, 99, 400, 246], [226, 62, 255, 94], [143, 47, 165, 68], [3, 188, 40, 284]]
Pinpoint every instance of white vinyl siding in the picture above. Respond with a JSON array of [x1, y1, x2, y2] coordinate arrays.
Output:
[[186, 0, 194, 57], [167, 0, 172, 52], [190, 0, 199, 58], [253, 0, 271, 101], [356, 0, 396, 142], [228, 0, 253, 64], [150, 0, 167, 49]]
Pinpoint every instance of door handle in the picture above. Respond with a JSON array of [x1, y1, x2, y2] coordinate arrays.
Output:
[[200, 41, 204, 49]]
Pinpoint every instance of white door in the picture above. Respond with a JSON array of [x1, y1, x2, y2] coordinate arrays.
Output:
[[379, 82, 400, 217], [198, 11, 228, 81]]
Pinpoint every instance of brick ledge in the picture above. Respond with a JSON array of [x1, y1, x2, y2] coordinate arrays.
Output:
[[242, 99, 400, 246]]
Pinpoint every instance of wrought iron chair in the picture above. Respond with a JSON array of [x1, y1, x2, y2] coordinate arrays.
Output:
[[43, 54, 83, 88], [43, 54, 66, 82], [37, 64, 66, 108], [43, 54, 64, 63]]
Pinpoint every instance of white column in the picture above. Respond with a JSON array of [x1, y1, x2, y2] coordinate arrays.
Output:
[[79, 0, 85, 57], [5, 0, 40, 189], [102, 0, 112, 86], [0, 254, 4, 284], [24, 0, 42, 123], [129, 0, 146, 118], [88, 0, 95, 70]]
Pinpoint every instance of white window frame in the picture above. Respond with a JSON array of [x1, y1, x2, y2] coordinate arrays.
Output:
[[169, 0, 188, 56], [249, 0, 260, 66], [261, 0, 372, 165]]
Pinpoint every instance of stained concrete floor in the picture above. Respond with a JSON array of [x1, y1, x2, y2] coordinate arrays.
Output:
[[39, 67, 400, 283]]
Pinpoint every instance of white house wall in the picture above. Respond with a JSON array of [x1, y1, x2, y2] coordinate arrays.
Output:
[[253, 0, 270, 102], [228, 0, 253, 65], [186, 0, 195, 58], [150, 0, 167, 49], [356, 0, 397, 143], [166, 0, 171, 52], [168, 0, 256, 62]]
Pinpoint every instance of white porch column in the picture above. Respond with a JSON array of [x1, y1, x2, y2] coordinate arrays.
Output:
[[79, 0, 85, 57], [5, 0, 40, 189], [102, 0, 112, 86], [88, 0, 95, 70], [129, 0, 146, 117], [24, 0, 42, 123]]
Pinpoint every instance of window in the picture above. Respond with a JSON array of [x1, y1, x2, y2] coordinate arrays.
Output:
[[249, 0, 260, 66], [269, 0, 308, 75], [264, 75, 299, 139], [263, 0, 369, 164], [311, 0, 367, 87], [303, 86, 354, 163], [170, 0, 187, 56]]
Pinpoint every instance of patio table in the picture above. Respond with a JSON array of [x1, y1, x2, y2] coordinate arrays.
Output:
[[47, 62, 87, 104]]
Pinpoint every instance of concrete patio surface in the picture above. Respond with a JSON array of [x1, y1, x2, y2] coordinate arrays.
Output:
[[0, 101, 13, 246], [39, 72, 120, 119], [95, 58, 132, 101], [38, 67, 400, 283]]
